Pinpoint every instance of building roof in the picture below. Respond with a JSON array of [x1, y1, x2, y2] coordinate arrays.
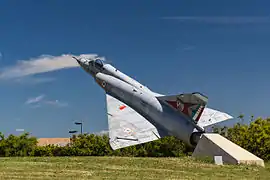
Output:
[[37, 138, 71, 147]]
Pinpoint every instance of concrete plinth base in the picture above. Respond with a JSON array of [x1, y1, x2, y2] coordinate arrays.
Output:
[[192, 133, 265, 167]]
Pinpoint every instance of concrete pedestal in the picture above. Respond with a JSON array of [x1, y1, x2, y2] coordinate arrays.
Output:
[[192, 133, 265, 167]]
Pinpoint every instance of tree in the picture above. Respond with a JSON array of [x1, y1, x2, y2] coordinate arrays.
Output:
[[237, 114, 245, 124]]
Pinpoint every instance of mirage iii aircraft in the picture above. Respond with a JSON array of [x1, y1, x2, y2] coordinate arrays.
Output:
[[73, 55, 233, 150]]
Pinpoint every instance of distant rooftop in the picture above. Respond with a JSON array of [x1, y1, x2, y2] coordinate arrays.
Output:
[[37, 138, 70, 147]]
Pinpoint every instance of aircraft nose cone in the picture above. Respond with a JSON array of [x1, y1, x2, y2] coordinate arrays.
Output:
[[76, 59, 82, 65], [72, 56, 83, 66]]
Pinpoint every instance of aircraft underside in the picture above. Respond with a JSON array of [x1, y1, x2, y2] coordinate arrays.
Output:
[[73, 55, 234, 150]]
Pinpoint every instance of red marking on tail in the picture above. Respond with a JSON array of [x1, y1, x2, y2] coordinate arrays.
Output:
[[166, 100, 193, 115], [166, 101, 178, 109], [194, 105, 205, 122]]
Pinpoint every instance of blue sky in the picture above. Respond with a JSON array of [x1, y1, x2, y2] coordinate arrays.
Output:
[[0, 1, 270, 137]]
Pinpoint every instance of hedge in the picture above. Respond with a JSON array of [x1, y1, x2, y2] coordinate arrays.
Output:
[[0, 117, 269, 161]]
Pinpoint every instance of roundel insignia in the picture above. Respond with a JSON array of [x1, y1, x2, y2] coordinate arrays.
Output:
[[123, 127, 132, 135], [102, 81, 106, 87]]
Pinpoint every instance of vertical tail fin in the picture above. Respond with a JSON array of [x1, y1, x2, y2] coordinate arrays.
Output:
[[157, 92, 208, 123]]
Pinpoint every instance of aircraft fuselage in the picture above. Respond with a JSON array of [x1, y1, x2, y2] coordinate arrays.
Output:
[[76, 58, 204, 146], [95, 72, 203, 146]]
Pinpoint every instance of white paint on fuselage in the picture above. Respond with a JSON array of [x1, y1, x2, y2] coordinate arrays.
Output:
[[102, 64, 163, 97], [95, 72, 198, 146]]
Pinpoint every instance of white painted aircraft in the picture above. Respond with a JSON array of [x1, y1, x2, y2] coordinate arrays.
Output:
[[73, 55, 233, 150]]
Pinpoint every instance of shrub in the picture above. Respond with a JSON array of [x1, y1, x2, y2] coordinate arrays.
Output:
[[0, 132, 37, 157], [0, 116, 269, 161]]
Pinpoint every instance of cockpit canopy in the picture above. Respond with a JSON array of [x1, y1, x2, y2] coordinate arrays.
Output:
[[94, 59, 104, 69], [86, 57, 105, 68], [76, 55, 107, 74]]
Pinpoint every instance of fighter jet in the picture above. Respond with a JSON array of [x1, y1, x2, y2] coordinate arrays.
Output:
[[73, 55, 233, 150]]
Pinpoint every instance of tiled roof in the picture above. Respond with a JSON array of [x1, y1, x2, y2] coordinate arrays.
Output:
[[37, 138, 71, 147]]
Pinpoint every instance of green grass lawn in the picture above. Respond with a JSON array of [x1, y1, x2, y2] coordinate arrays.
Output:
[[0, 156, 269, 180]]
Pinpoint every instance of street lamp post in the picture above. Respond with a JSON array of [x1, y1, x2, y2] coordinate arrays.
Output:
[[68, 130, 78, 144], [68, 130, 78, 134], [75, 121, 83, 135]]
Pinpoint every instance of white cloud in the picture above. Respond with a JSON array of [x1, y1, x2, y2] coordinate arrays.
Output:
[[25, 94, 45, 105], [25, 95, 68, 108], [161, 16, 270, 24], [14, 76, 56, 85], [0, 53, 97, 80], [44, 100, 69, 108], [182, 45, 195, 51]]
